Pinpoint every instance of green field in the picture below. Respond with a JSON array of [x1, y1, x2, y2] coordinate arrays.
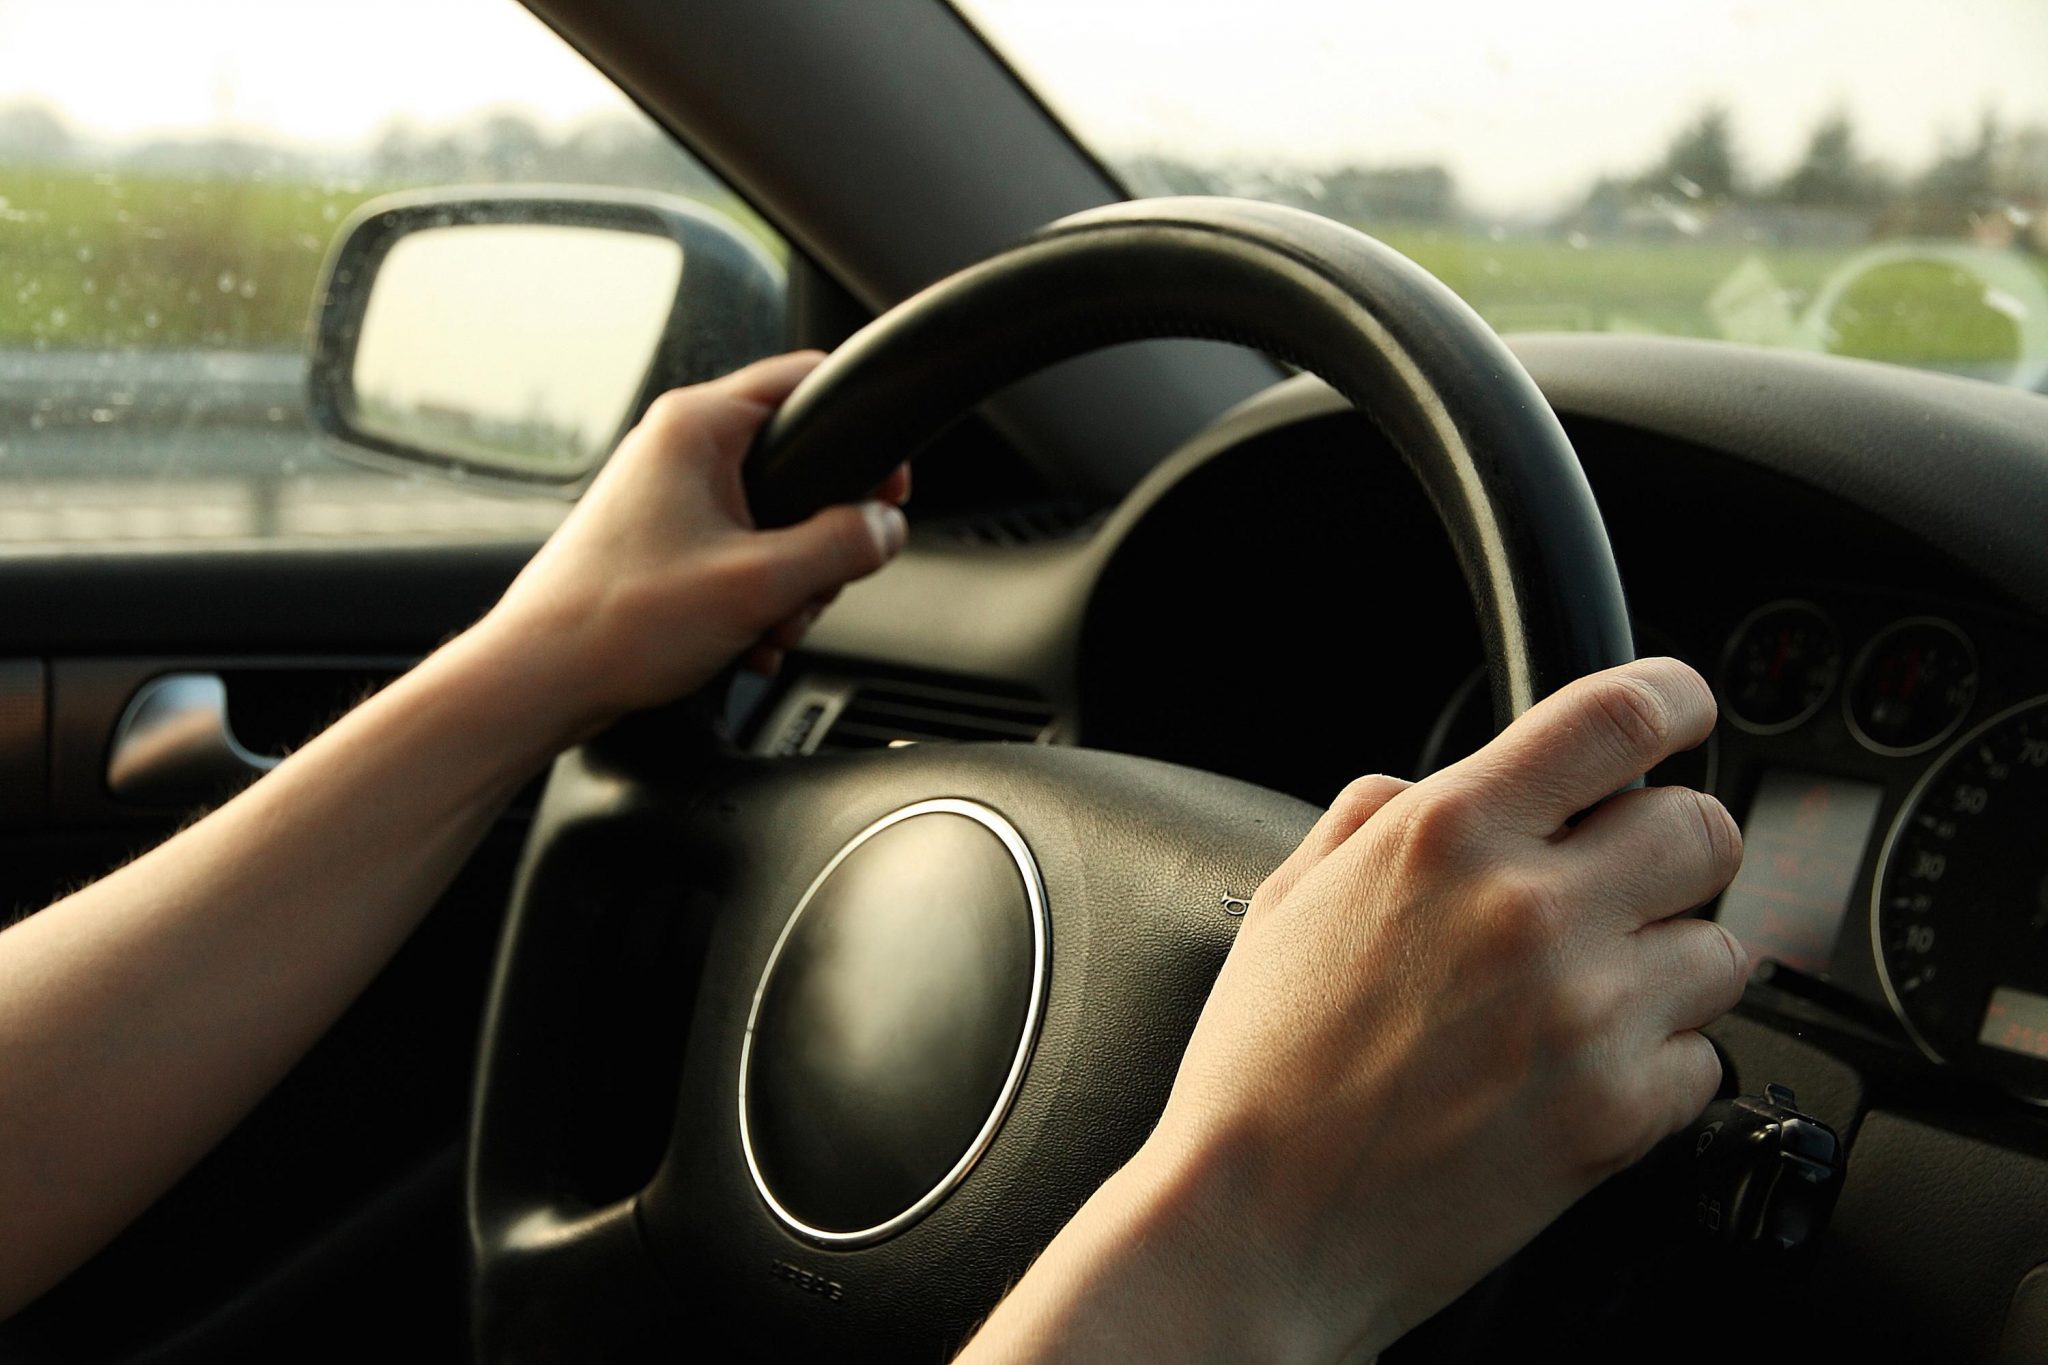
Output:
[[1376, 227, 2038, 373], [0, 165, 778, 354], [1376, 228, 1838, 334], [0, 168, 377, 350], [2, 165, 2039, 380]]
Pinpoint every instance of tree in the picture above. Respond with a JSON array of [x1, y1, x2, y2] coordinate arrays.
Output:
[[0, 102, 74, 162], [560, 115, 723, 194], [368, 118, 424, 182], [1776, 109, 1885, 207], [1120, 155, 1223, 199], [472, 110, 550, 180], [1311, 165, 1457, 224], [1917, 108, 2000, 206], [1991, 125, 2048, 204], [1642, 104, 1740, 201]]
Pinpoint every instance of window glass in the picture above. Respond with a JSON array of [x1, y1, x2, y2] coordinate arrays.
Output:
[[0, 0, 784, 549], [958, 0, 2048, 393]]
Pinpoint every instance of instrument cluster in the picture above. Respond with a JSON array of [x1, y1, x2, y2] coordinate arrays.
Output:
[[1700, 590, 2048, 1104], [1429, 584, 2048, 1105]]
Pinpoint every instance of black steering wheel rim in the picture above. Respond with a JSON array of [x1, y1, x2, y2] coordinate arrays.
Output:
[[466, 196, 1635, 1361], [745, 195, 1633, 721]]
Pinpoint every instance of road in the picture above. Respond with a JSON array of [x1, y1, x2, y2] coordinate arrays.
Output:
[[0, 348, 567, 546]]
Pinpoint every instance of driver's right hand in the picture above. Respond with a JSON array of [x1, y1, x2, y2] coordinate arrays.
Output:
[[961, 656, 1746, 1363]]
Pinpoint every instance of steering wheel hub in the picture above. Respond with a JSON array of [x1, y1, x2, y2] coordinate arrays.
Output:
[[738, 799, 1049, 1245]]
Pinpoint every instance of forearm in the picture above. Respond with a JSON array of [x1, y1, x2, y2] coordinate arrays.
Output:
[[957, 1138, 1389, 1365], [0, 352, 904, 1319], [0, 618, 579, 1316]]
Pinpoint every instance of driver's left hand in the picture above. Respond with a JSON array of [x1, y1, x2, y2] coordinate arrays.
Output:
[[478, 350, 910, 742]]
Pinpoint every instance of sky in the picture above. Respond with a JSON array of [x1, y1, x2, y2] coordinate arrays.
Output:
[[0, 0, 626, 146], [960, 0, 2048, 213], [2, 0, 2045, 214]]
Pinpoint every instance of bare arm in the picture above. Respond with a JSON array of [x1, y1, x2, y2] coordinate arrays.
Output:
[[0, 351, 908, 1318]]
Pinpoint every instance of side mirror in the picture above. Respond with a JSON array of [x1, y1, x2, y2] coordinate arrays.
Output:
[[308, 188, 785, 490]]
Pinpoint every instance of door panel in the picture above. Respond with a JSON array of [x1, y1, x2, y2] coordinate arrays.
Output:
[[0, 549, 532, 1361], [0, 0, 801, 1351]]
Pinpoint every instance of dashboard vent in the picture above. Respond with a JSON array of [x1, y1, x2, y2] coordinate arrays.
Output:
[[818, 677, 1054, 751], [940, 499, 1105, 548], [751, 671, 1056, 756]]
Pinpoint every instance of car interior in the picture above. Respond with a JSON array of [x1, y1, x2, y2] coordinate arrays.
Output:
[[3, 0, 2047, 1360]]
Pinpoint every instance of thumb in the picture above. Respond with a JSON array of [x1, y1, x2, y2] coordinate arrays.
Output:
[[749, 499, 908, 612]]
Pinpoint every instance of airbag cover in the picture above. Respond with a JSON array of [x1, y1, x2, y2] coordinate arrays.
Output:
[[738, 800, 1047, 1243]]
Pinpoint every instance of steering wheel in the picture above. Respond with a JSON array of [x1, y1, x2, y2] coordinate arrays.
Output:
[[464, 197, 1634, 1361]]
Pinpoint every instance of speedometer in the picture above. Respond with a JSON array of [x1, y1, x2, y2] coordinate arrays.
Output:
[[1874, 694, 2048, 1102]]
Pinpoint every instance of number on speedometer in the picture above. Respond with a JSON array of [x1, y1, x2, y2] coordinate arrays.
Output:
[[1875, 694, 2048, 1103]]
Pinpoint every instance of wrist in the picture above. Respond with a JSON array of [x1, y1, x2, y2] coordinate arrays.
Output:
[[966, 1130, 1390, 1364], [417, 612, 613, 769]]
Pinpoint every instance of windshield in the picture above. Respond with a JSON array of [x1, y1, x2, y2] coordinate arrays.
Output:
[[957, 0, 2048, 392]]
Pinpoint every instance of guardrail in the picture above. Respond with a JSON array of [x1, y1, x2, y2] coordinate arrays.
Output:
[[0, 347, 307, 426], [0, 348, 572, 548]]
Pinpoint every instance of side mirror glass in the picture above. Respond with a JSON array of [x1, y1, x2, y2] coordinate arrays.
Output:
[[309, 190, 784, 490]]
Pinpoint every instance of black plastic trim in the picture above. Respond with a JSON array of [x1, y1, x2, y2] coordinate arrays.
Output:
[[518, 0, 1283, 498], [1205, 336, 2048, 619]]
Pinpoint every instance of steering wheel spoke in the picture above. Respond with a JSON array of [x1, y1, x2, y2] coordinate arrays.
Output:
[[469, 1199, 674, 1360], [473, 737, 1317, 1357]]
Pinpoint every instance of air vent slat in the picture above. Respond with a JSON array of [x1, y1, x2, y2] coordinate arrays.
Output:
[[812, 674, 1054, 753], [841, 698, 1045, 739], [852, 681, 1047, 715], [943, 499, 1104, 547]]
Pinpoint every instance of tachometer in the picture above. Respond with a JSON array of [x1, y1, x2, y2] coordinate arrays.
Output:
[[1719, 600, 1841, 734], [1846, 617, 1978, 756], [1874, 694, 2048, 1102]]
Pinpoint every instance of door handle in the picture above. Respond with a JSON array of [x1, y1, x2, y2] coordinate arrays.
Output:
[[106, 672, 280, 805]]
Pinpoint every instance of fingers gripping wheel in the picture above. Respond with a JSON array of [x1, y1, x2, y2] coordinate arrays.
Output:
[[745, 196, 1633, 720], [468, 198, 1634, 1361]]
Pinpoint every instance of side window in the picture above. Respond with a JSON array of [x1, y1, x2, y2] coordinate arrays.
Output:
[[0, 1, 785, 548]]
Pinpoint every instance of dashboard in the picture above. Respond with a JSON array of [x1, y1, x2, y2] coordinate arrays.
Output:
[[1071, 390, 2048, 1110], [752, 334, 2048, 1357], [1428, 582, 2048, 1107]]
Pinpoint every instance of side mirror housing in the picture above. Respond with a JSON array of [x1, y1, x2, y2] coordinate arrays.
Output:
[[308, 188, 785, 491]]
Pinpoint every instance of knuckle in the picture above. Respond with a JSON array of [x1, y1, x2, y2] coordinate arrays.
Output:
[[1559, 1036, 1725, 1177], [1663, 1035, 1725, 1140], [640, 388, 696, 432], [1538, 975, 1614, 1054], [1689, 790, 1741, 872], [839, 508, 889, 574], [1586, 672, 1672, 765], [1683, 1036, 1726, 1113], [1708, 921, 1752, 1009], [1330, 773, 1406, 826], [1380, 784, 1483, 870], [1482, 875, 1568, 958]]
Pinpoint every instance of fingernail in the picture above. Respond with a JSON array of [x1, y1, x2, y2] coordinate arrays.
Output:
[[864, 501, 908, 559]]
